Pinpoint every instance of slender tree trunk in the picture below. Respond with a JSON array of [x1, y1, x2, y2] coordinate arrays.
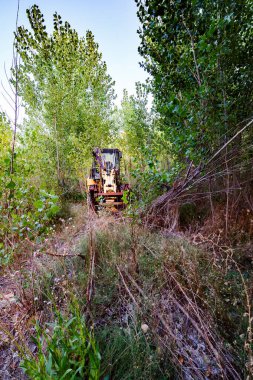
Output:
[[10, 0, 20, 176], [54, 115, 61, 184], [218, 59, 229, 238]]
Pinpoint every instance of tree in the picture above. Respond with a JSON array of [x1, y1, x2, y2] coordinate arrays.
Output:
[[16, 5, 116, 188], [119, 83, 152, 162], [135, 0, 253, 162]]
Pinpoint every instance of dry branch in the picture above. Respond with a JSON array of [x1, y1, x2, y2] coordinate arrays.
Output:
[[145, 119, 253, 236], [116, 262, 240, 379]]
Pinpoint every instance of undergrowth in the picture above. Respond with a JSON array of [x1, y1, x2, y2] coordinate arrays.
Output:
[[96, 326, 174, 380], [79, 221, 251, 379], [0, 188, 60, 266], [19, 215, 252, 379], [21, 302, 100, 380]]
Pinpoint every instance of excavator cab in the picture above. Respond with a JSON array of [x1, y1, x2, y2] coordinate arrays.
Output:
[[87, 148, 127, 211]]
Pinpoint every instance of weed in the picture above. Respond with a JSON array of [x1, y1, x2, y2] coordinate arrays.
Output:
[[21, 304, 100, 380]]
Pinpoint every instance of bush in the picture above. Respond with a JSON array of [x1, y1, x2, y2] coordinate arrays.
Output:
[[0, 185, 60, 265]]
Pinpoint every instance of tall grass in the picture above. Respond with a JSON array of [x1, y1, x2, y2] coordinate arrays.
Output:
[[18, 215, 251, 379], [77, 222, 248, 379]]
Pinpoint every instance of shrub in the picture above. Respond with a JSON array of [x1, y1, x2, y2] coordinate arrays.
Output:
[[0, 186, 60, 265]]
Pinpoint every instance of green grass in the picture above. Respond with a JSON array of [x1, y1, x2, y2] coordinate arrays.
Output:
[[96, 326, 174, 380]]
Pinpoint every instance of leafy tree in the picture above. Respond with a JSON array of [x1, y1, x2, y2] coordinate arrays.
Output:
[[115, 85, 172, 205], [0, 5, 117, 263], [116, 83, 169, 162], [135, 0, 253, 162], [16, 5, 116, 187], [119, 84, 152, 163]]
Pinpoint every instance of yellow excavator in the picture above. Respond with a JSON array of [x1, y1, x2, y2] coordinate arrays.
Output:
[[86, 148, 129, 211]]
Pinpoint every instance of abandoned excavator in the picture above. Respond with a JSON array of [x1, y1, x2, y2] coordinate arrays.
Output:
[[86, 148, 129, 211]]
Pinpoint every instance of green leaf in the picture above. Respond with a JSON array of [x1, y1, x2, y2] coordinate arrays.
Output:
[[47, 204, 60, 216], [6, 180, 16, 190], [34, 199, 44, 209], [60, 368, 73, 379]]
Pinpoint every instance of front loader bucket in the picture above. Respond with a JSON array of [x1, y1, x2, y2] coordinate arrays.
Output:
[[96, 192, 125, 212]]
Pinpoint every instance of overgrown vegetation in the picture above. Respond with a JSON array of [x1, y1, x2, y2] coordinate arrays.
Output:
[[1, 1, 253, 379], [19, 218, 251, 379], [135, 0, 253, 162], [0, 113, 61, 265], [21, 304, 100, 380]]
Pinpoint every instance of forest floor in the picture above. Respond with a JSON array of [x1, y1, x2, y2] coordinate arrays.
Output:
[[0, 202, 251, 379]]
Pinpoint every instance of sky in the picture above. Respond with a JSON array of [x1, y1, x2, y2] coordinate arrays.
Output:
[[0, 0, 148, 120]]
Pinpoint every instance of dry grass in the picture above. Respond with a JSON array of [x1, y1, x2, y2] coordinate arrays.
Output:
[[75, 220, 248, 379], [1, 202, 251, 379]]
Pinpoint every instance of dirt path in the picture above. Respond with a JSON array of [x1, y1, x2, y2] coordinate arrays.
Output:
[[0, 203, 88, 379]]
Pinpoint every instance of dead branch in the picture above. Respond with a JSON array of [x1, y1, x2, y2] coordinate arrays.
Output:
[[116, 265, 139, 307], [41, 251, 86, 260]]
